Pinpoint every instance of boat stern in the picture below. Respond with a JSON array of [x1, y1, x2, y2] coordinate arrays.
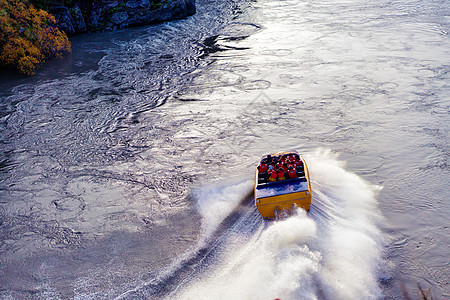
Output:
[[254, 151, 312, 220]]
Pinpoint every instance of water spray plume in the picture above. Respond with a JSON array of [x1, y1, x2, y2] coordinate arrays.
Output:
[[174, 149, 384, 300]]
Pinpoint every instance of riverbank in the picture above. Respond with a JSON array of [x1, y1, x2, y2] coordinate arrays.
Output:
[[51, 0, 196, 35], [0, 0, 196, 75]]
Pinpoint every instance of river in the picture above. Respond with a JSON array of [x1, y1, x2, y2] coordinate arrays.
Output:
[[0, 0, 448, 298]]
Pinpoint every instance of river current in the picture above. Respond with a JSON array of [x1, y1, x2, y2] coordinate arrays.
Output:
[[0, 0, 448, 298]]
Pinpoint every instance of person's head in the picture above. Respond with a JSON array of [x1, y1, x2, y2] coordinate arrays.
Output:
[[288, 165, 293, 170]]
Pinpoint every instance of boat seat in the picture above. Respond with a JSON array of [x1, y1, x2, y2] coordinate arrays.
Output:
[[296, 171, 305, 177]]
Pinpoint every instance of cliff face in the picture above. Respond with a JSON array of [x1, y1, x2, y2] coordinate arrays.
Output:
[[50, 0, 196, 35]]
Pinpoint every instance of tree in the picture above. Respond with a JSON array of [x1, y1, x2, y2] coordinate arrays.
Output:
[[0, 0, 71, 75]]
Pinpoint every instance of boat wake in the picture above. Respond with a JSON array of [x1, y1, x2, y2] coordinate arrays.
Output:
[[115, 150, 385, 300], [169, 149, 385, 300], [194, 178, 255, 241]]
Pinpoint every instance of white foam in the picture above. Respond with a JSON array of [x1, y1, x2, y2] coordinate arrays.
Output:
[[173, 149, 384, 300], [307, 149, 384, 299], [194, 177, 254, 239], [173, 210, 321, 300]]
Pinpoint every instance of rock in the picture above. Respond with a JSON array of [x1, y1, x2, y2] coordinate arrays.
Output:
[[126, 0, 140, 8], [140, 0, 150, 7], [105, 25, 118, 31], [71, 6, 87, 32], [185, 0, 196, 15], [161, 0, 195, 20], [111, 11, 129, 25], [87, 10, 101, 30], [104, 0, 119, 10], [50, 6, 76, 35], [124, 0, 196, 27], [52, 0, 197, 34]]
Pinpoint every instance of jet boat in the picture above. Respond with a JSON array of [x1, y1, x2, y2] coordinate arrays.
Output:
[[254, 151, 312, 220]]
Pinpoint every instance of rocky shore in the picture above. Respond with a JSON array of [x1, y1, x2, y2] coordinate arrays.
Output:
[[50, 0, 196, 35]]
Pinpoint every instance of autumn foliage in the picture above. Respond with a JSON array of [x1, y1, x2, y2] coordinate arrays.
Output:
[[0, 0, 71, 75]]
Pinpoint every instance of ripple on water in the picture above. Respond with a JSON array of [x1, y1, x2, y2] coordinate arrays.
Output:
[[260, 49, 293, 56], [221, 22, 263, 37], [238, 79, 271, 90]]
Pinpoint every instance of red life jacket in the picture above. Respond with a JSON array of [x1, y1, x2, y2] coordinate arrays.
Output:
[[277, 170, 286, 180], [288, 169, 297, 179], [282, 165, 288, 172], [259, 163, 268, 173], [268, 171, 277, 182]]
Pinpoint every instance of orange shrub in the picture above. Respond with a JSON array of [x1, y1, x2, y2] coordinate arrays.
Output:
[[0, 0, 71, 75]]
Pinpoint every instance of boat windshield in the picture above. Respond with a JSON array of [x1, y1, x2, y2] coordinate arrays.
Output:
[[256, 178, 309, 198]]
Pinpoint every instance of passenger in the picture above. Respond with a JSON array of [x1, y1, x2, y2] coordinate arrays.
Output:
[[258, 163, 268, 173], [277, 168, 286, 181], [290, 159, 297, 167], [266, 155, 272, 164], [287, 166, 297, 179], [282, 163, 288, 172], [288, 162, 296, 171], [276, 162, 283, 170], [268, 170, 277, 182]]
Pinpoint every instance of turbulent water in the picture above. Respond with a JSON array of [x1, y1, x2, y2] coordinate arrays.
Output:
[[0, 0, 449, 298]]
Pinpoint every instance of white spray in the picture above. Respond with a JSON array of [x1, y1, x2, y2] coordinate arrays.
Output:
[[173, 149, 384, 300], [194, 177, 254, 240]]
